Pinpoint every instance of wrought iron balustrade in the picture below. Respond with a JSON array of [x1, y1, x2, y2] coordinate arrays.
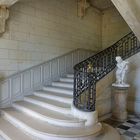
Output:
[[73, 32, 140, 112]]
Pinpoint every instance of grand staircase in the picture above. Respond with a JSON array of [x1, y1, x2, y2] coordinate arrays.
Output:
[[0, 32, 139, 140], [0, 73, 102, 140]]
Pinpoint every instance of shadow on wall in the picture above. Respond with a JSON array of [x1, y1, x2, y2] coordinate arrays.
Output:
[[128, 0, 140, 23], [127, 55, 140, 115], [0, 73, 6, 81], [96, 70, 115, 118], [0, 73, 7, 108]]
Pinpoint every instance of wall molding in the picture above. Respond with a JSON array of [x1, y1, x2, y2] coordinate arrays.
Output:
[[0, 48, 94, 108]]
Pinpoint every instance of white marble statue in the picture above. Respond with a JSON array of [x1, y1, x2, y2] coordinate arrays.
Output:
[[113, 56, 129, 87]]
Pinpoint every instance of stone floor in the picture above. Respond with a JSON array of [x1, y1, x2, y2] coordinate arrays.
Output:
[[104, 115, 140, 140], [0, 115, 140, 140]]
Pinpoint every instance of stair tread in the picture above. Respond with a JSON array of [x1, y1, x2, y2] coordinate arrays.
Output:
[[59, 77, 74, 83], [52, 81, 73, 88], [43, 86, 73, 96], [13, 101, 81, 122], [53, 81, 73, 85], [0, 118, 33, 140], [35, 90, 73, 98], [2, 108, 99, 137], [66, 74, 74, 78], [44, 86, 73, 92], [25, 95, 71, 109]]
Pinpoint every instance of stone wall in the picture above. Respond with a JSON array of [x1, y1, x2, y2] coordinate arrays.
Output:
[[0, 0, 138, 117], [0, 0, 102, 78], [111, 0, 140, 41], [0, 0, 132, 78], [96, 70, 115, 119], [100, 4, 140, 116], [101, 6, 140, 115], [102, 7, 131, 49], [126, 52, 140, 115], [96, 51, 140, 116]]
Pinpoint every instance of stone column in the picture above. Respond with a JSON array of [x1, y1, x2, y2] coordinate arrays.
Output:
[[112, 84, 129, 122]]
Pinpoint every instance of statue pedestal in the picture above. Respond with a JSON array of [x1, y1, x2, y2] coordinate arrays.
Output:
[[112, 84, 130, 122]]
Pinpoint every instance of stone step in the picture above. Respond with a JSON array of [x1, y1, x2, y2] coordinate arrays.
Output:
[[66, 74, 74, 78], [60, 77, 74, 83], [34, 90, 72, 104], [52, 81, 73, 89], [43, 86, 73, 95], [0, 117, 33, 140], [13, 101, 85, 127], [24, 95, 71, 115], [2, 108, 102, 139]]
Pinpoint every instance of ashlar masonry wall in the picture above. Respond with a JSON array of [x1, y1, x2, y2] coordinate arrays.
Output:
[[0, 0, 102, 78]]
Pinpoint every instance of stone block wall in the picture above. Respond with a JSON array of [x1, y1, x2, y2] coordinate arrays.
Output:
[[126, 52, 140, 115], [0, 0, 102, 78], [102, 7, 131, 49], [0, 0, 132, 78], [1, 0, 138, 117], [111, 0, 140, 41], [96, 70, 115, 119]]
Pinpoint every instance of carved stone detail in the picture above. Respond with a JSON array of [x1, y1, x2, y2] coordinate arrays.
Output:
[[112, 56, 129, 87], [0, 0, 18, 34], [0, 0, 18, 7], [77, 0, 90, 18], [0, 6, 9, 33]]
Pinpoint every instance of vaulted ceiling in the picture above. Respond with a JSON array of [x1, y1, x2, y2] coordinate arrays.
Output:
[[0, 0, 18, 7], [90, 0, 113, 11]]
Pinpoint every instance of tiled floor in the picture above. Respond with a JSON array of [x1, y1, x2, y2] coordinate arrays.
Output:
[[104, 115, 140, 140]]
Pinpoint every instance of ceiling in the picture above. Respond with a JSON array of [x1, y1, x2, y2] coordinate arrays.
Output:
[[90, 0, 113, 11], [0, 0, 18, 7]]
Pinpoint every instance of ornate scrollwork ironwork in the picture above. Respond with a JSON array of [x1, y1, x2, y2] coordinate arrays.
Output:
[[73, 32, 140, 112]]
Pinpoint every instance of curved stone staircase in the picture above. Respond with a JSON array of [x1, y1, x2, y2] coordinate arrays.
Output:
[[0, 73, 103, 140], [1, 35, 136, 139]]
